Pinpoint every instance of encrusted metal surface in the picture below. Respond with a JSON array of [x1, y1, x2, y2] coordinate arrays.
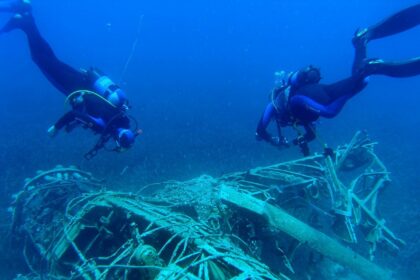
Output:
[[10, 132, 403, 280]]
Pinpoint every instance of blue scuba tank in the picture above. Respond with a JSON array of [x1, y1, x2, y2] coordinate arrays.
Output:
[[88, 68, 127, 107], [94, 76, 115, 95]]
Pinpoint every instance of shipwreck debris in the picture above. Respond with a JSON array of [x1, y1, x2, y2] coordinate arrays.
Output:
[[10, 131, 404, 279]]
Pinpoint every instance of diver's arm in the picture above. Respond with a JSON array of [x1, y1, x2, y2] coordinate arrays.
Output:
[[256, 103, 275, 144], [275, 119, 284, 139], [54, 111, 105, 133], [292, 123, 316, 145], [74, 113, 106, 133], [256, 103, 289, 147], [303, 123, 316, 143], [54, 111, 77, 130], [48, 111, 77, 137], [275, 119, 290, 147], [291, 123, 315, 157]]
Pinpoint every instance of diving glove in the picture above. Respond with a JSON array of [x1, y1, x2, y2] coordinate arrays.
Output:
[[293, 136, 310, 156], [271, 136, 290, 148]]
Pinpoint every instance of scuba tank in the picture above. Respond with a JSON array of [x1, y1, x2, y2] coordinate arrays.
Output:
[[272, 70, 292, 108], [88, 68, 127, 108], [274, 70, 291, 88]]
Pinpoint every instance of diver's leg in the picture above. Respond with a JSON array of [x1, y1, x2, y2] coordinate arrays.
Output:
[[0, 0, 31, 13], [352, 4, 420, 74], [352, 38, 367, 75], [0, 0, 16, 12], [354, 4, 420, 46], [1, 13, 88, 95], [324, 76, 367, 101], [289, 95, 349, 120], [362, 57, 420, 78]]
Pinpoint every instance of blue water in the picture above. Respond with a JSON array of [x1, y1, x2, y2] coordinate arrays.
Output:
[[0, 0, 419, 277]]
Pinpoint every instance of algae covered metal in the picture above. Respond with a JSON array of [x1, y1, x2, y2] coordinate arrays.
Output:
[[10, 131, 404, 279]]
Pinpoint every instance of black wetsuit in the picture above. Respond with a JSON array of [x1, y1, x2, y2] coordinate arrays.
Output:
[[257, 4, 420, 148], [5, 13, 130, 137]]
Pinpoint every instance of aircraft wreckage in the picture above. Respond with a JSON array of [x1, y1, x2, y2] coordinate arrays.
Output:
[[10, 131, 405, 280]]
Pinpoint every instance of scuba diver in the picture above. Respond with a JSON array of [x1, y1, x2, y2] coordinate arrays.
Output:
[[0, 0, 140, 159], [256, 4, 420, 156]]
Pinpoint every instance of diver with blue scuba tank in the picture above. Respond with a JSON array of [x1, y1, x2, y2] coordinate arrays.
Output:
[[0, 0, 140, 159], [256, 4, 420, 156]]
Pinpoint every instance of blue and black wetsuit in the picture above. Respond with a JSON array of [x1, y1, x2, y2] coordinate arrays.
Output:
[[0, 0, 30, 13], [292, 4, 420, 123], [1, 11, 131, 141], [256, 86, 316, 145], [353, 4, 420, 77], [257, 4, 420, 150], [287, 74, 367, 124]]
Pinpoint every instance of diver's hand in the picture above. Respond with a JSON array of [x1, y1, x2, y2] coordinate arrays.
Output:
[[47, 125, 58, 138], [292, 135, 306, 146], [293, 136, 310, 156], [271, 136, 290, 148]]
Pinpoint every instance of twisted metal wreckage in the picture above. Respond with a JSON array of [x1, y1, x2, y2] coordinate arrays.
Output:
[[10, 131, 405, 280]]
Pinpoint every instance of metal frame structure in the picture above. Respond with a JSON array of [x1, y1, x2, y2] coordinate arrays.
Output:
[[10, 131, 404, 280]]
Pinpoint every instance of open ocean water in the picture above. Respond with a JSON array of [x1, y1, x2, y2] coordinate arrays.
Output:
[[0, 0, 419, 278]]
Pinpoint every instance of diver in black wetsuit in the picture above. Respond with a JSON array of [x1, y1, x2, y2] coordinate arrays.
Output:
[[0, 0, 140, 159], [256, 4, 420, 156]]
